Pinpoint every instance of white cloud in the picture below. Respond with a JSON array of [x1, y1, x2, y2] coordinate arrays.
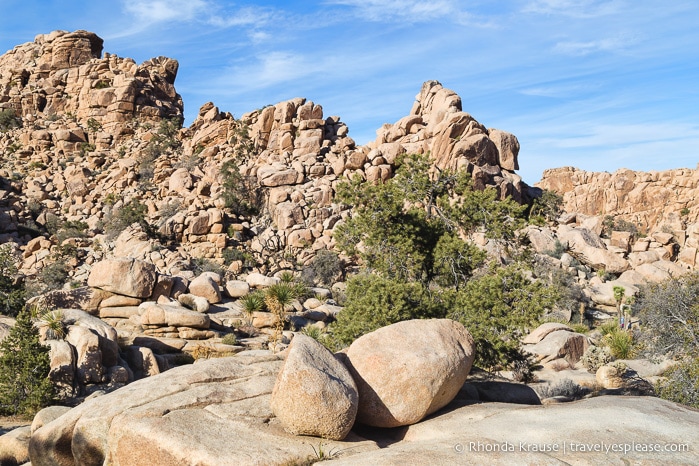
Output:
[[552, 34, 637, 56], [523, 0, 625, 18], [326, 0, 458, 22], [519, 83, 600, 98], [123, 0, 210, 24], [223, 52, 323, 90], [207, 6, 275, 28]]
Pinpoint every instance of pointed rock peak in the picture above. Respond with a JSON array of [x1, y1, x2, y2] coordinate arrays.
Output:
[[410, 80, 462, 126]]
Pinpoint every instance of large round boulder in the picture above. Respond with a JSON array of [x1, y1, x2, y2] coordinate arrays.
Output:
[[270, 334, 358, 440], [344, 319, 475, 428]]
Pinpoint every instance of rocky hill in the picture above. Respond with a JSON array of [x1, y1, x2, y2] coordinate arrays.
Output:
[[1, 30, 525, 283], [2, 30, 699, 465], [538, 166, 699, 251]]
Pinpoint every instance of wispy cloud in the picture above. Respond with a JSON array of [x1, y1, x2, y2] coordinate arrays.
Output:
[[519, 83, 600, 98], [118, 0, 277, 41], [523, 0, 625, 18], [122, 0, 210, 24], [552, 34, 638, 56], [326, 0, 458, 22], [544, 122, 698, 149]]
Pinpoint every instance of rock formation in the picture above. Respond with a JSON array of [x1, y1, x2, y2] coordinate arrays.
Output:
[[538, 166, 699, 249]]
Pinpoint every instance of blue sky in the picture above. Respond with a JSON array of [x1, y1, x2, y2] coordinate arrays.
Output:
[[1, 1, 698, 184]]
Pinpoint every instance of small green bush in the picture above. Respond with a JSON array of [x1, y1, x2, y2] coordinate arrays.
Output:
[[581, 345, 613, 373], [529, 189, 563, 223], [189, 257, 225, 277], [0, 244, 26, 317], [221, 333, 238, 346], [656, 359, 699, 408], [603, 328, 635, 359], [103, 199, 148, 239], [240, 291, 266, 316], [304, 250, 343, 286], [0, 308, 55, 417], [535, 379, 586, 399], [0, 108, 21, 131]]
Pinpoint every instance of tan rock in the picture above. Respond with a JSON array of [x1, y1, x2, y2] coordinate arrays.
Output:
[[596, 362, 629, 389], [138, 302, 210, 329], [188, 274, 221, 304], [0, 425, 30, 465], [488, 128, 519, 171], [522, 322, 571, 345], [87, 258, 157, 298], [271, 334, 358, 440], [31, 406, 73, 434], [524, 330, 589, 364], [224, 280, 249, 298], [177, 293, 210, 313], [246, 273, 280, 288], [344, 319, 475, 428]]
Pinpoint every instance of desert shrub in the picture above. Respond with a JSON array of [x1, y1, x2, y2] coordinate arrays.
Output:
[[0, 308, 55, 417], [37, 262, 70, 292], [0, 108, 21, 131], [602, 215, 639, 238], [0, 244, 25, 317], [511, 357, 537, 383], [137, 117, 182, 185], [304, 250, 343, 286], [328, 273, 445, 351], [103, 199, 148, 239], [301, 325, 321, 339], [598, 320, 620, 336], [56, 220, 89, 242], [533, 257, 586, 317], [189, 257, 225, 277], [265, 282, 303, 346], [603, 328, 635, 359], [86, 117, 102, 132], [655, 359, 699, 409], [570, 323, 589, 334], [581, 345, 613, 373], [221, 333, 238, 346], [219, 121, 263, 216], [220, 159, 263, 216], [544, 240, 567, 259], [34, 308, 66, 340], [633, 273, 699, 358], [632, 274, 699, 408], [331, 153, 558, 370], [529, 189, 563, 224], [535, 379, 586, 399], [448, 264, 558, 369]]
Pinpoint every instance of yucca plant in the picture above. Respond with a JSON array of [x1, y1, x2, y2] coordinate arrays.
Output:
[[34, 308, 66, 341], [239, 291, 265, 317], [279, 271, 296, 283], [301, 324, 324, 341], [265, 283, 297, 348], [603, 328, 635, 359]]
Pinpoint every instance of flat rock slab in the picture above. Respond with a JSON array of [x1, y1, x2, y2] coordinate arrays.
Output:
[[139, 303, 211, 329], [28, 353, 378, 466], [26, 351, 699, 466], [322, 396, 699, 465]]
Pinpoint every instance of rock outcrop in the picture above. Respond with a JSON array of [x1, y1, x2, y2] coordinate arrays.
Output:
[[21, 353, 699, 465], [538, 166, 699, 249]]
